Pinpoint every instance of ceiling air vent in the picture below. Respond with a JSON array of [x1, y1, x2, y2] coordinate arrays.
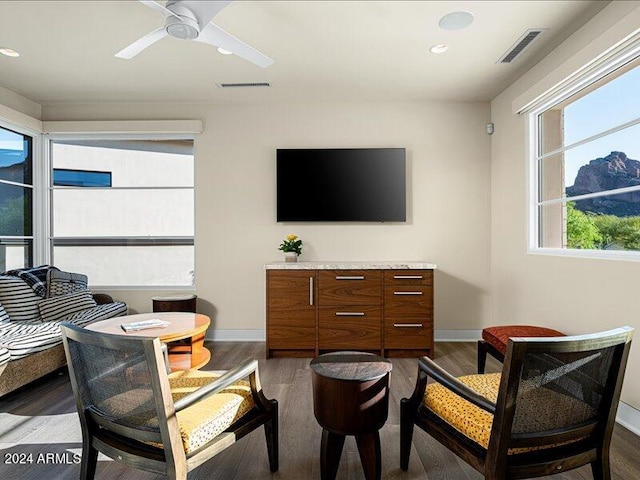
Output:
[[216, 82, 271, 88], [497, 29, 547, 64]]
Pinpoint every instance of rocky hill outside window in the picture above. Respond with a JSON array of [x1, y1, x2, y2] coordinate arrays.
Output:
[[535, 57, 640, 256]]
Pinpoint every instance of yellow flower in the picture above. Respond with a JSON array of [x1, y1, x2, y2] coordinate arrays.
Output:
[[286, 234, 298, 242]]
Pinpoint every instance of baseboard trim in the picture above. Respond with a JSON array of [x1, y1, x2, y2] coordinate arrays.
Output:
[[435, 329, 482, 342], [206, 329, 483, 342], [206, 329, 266, 341], [616, 401, 640, 437]]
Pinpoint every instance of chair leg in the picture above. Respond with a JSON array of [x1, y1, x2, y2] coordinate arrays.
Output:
[[477, 340, 488, 374], [591, 453, 611, 480], [264, 399, 279, 472], [79, 441, 98, 480], [400, 398, 415, 471]]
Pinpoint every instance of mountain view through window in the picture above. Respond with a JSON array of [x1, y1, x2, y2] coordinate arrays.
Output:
[[537, 61, 640, 252]]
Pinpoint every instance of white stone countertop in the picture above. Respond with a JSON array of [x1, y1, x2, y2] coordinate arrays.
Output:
[[264, 261, 437, 270]]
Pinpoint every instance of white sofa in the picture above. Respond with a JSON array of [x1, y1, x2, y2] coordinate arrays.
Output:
[[0, 274, 127, 396]]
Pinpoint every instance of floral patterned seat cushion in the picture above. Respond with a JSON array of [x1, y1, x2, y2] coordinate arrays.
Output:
[[168, 370, 255, 454], [482, 325, 565, 355]]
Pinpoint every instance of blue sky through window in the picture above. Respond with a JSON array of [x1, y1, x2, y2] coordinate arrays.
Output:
[[0, 127, 27, 168], [563, 63, 640, 186]]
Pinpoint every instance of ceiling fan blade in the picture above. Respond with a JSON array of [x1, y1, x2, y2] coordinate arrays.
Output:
[[139, 0, 181, 20], [181, 1, 232, 30], [115, 27, 168, 59], [196, 23, 274, 68]]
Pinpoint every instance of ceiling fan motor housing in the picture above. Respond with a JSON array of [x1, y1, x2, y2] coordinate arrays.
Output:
[[164, 2, 200, 40]]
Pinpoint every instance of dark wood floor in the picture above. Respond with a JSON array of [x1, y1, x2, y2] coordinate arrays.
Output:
[[0, 342, 638, 479]]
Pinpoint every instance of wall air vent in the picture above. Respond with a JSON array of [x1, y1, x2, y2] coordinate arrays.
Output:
[[497, 29, 547, 64], [216, 82, 271, 88]]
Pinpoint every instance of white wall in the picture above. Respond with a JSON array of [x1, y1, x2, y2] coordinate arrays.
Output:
[[41, 100, 492, 336], [490, 1, 640, 409], [0, 84, 41, 120]]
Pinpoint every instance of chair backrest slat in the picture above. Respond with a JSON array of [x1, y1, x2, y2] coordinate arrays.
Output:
[[87, 407, 164, 443]]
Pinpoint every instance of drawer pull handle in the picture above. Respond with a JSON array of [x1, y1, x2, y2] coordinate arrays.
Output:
[[394, 275, 423, 279], [394, 291, 423, 295], [309, 277, 314, 306], [394, 323, 423, 328], [335, 312, 365, 316], [335, 276, 365, 280]]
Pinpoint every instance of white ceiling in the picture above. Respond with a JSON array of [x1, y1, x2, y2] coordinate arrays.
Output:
[[0, 1, 604, 106]]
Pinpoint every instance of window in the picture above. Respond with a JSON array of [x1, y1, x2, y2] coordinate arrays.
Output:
[[49, 138, 194, 287], [53, 168, 112, 187], [0, 125, 33, 270], [532, 57, 640, 257]]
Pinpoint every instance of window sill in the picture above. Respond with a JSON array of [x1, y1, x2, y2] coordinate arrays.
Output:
[[528, 247, 640, 262]]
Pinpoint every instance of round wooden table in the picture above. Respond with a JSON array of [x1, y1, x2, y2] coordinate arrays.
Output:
[[310, 351, 392, 480], [86, 312, 211, 372]]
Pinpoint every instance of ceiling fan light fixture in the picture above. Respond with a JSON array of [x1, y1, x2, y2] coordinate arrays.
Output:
[[438, 11, 474, 31], [0, 47, 20, 58], [217, 47, 232, 55], [430, 44, 449, 54], [165, 12, 200, 40]]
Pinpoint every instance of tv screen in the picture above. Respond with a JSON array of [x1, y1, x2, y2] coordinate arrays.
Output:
[[277, 148, 406, 222]]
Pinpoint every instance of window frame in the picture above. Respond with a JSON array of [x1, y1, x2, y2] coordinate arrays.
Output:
[[44, 133, 196, 289], [0, 119, 43, 269], [527, 41, 640, 262]]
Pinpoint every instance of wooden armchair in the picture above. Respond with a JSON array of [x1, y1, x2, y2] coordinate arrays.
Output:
[[60, 322, 278, 480], [400, 327, 633, 480]]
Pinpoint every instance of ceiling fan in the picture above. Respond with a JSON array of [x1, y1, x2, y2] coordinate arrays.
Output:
[[116, 0, 273, 68]]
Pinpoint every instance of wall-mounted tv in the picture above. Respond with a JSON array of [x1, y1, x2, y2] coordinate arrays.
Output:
[[276, 148, 406, 222]]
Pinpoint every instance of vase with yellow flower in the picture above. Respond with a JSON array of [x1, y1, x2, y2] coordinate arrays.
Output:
[[279, 234, 303, 262]]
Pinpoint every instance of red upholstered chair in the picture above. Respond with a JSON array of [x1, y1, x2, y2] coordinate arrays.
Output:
[[478, 325, 565, 373]]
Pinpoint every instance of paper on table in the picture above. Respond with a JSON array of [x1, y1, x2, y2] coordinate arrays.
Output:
[[121, 319, 170, 332]]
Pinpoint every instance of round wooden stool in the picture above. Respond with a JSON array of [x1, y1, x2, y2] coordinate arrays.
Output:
[[310, 351, 392, 480]]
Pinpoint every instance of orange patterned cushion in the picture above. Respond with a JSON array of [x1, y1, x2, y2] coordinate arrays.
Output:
[[424, 373, 500, 449], [423, 373, 586, 454], [482, 326, 565, 355], [168, 370, 255, 454]]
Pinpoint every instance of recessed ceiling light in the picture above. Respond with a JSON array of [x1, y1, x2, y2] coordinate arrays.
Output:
[[217, 47, 232, 55], [439, 11, 474, 31], [430, 44, 449, 54], [0, 48, 20, 58]]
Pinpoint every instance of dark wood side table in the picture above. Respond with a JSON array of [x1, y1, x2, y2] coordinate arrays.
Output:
[[151, 295, 199, 363], [310, 351, 392, 480], [152, 294, 197, 313]]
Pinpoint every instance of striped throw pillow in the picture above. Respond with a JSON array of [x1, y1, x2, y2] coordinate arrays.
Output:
[[0, 303, 9, 324], [0, 276, 41, 322], [38, 291, 97, 322]]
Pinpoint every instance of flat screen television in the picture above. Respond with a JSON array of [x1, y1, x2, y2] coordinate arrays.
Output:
[[276, 148, 406, 222]]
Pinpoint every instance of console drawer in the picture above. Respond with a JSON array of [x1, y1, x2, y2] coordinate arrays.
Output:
[[318, 306, 381, 349], [318, 270, 381, 306], [384, 286, 433, 317], [385, 322, 432, 349], [384, 270, 433, 286]]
